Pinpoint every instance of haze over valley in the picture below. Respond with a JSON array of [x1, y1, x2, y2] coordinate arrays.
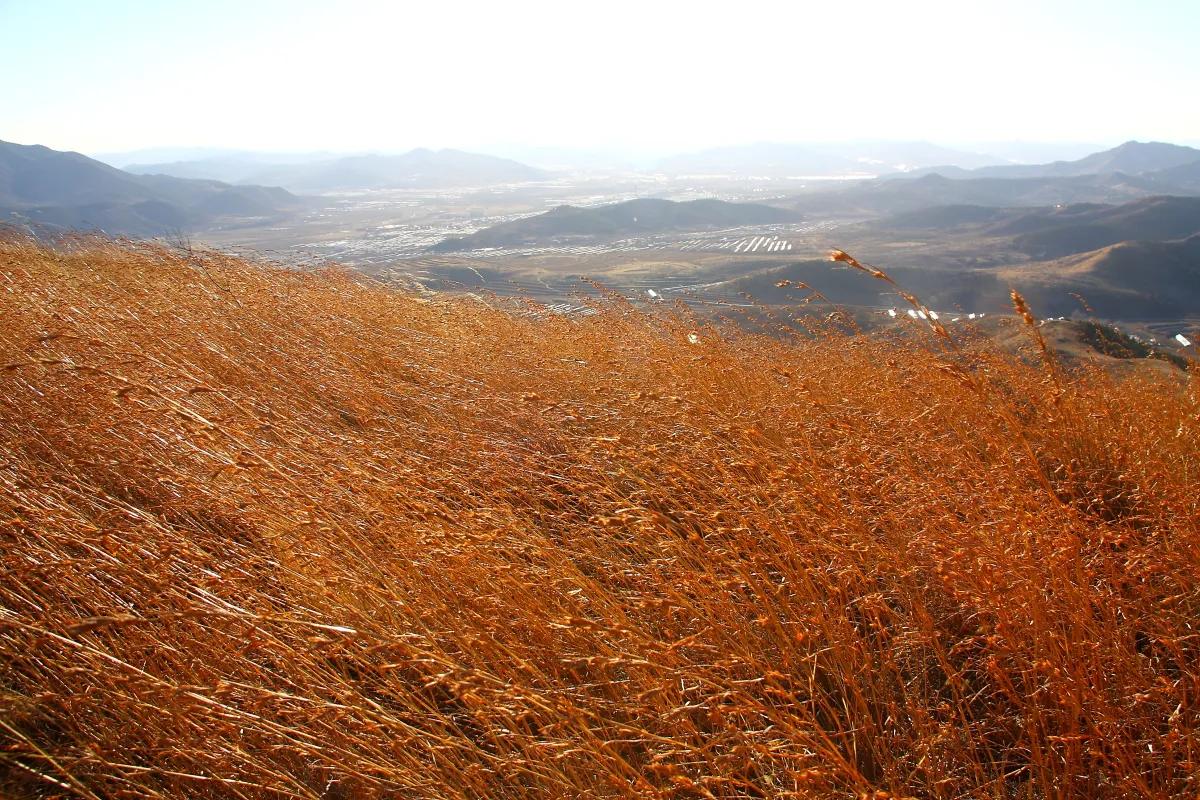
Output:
[[7, 135, 1198, 353]]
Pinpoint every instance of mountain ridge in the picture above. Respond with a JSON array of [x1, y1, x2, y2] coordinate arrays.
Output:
[[657, 141, 1001, 177], [0, 139, 302, 235], [126, 148, 549, 192], [893, 141, 1200, 182]]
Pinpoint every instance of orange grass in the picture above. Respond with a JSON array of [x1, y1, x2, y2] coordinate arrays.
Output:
[[1, 236, 1198, 799]]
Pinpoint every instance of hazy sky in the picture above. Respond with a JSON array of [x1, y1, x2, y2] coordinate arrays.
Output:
[[1, 0, 1197, 156]]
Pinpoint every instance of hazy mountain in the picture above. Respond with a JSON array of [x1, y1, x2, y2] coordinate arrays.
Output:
[[0, 139, 301, 235], [844, 141, 1001, 171], [1061, 141, 1200, 174], [791, 172, 1170, 216], [954, 141, 1110, 165], [432, 198, 799, 251], [896, 141, 1200, 182], [657, 141, 999, 177], [971, 141, 1200, 179], [128, 148, 550, 192], [123, 151, 339, 183], [475, 145, 649, 172], [94, 146, 245, 169], [98, 147, 340, 170], [820, 142, 1200, 217], [253, 149, 548, 191]]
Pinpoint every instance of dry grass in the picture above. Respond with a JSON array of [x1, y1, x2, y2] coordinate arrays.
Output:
[[1, 235, 1198, 799]]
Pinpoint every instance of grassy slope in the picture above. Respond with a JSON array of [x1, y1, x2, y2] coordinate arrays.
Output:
[[1, 237, 1199, 799], [996, 235, 1200, 319]]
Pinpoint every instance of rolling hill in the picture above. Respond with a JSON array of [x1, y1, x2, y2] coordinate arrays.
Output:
[[873, 204, 1023, 229], [714, 258, 1011, 314], [1142, 159, 1200, 193], [706, 223, 1200, 321], [127, 148, 549, 192], [998, 196, 1200, 258], [998, 235, 1200, 319], [0, 139, 302, 235], [873, 195, 1200, 259], [431, 198, 800, 251]]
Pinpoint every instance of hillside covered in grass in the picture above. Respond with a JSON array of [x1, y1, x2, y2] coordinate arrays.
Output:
[[1, 236, 1199, 799]]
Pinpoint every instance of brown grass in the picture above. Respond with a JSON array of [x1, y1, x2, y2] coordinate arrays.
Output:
[[1, 235, 1198, 799]]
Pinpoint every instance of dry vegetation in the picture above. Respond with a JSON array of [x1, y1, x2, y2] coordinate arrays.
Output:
[[1, 235, 1199, 799]]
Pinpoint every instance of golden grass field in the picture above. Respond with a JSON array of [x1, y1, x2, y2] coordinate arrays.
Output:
[[1, 236, 1198, 798]]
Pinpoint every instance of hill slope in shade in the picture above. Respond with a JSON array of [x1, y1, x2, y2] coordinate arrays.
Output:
[[0, 140, 301, 235], [873, 203, 1023, 229], [872, 196, 1200, 259], [999, 196, 1200, 258], [2, 237, 1198, 798], [709, 228, 1200, 321], [432, 197, 801, 251], [998, 234, 1200, 318], [1141, 158, 1200, 193]]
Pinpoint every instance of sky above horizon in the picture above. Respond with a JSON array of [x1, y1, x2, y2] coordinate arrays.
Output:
[[1, 0, 1197, 157]]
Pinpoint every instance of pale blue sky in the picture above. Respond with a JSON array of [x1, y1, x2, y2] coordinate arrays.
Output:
[[1, 0, 1197, 155]]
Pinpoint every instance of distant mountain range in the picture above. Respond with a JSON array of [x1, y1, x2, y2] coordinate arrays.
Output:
[[1, 140, 302, 236], [787, 143, 1200, 216], [893, 141, 1200, 181], [125, 148, 549, 192], [790, 172, 1166, 215], [657, 141, 1002, 177], [100, 139, 1200, 207], [9, 134, 1200, 319], [431, 198, 800, 252], [97, 147, 338, 171], [948, 141, 1108, 166], [98, 140, 1128, 178], [117, 152, 335, 183]]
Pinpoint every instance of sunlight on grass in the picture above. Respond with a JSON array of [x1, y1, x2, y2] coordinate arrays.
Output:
[[1, 235, 1198, 798]]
